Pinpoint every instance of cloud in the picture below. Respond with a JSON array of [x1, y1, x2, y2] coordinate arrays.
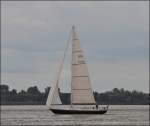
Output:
[[1, 1, 149, 92], [88, 60, 149, 93]]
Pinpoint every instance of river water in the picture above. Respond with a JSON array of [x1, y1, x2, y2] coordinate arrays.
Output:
[[1, 105, 149, 125]]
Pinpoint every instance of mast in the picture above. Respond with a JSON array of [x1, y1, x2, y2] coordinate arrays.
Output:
[[71, 25, 75, 108], [71, 26, 96, 105]]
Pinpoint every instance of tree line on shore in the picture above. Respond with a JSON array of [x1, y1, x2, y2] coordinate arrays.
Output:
[[1, 84, 149, 105]]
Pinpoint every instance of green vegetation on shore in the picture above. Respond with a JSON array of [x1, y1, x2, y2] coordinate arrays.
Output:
[[1, 85, 149, 105]]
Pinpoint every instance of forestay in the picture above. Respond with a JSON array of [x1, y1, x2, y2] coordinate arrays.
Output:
[[46, 30, 71, 108]]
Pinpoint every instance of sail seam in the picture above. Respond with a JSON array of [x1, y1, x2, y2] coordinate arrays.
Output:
[[72, 76, 88, 77], [72, 63, 86, 65], [73, 50, 82, 53]]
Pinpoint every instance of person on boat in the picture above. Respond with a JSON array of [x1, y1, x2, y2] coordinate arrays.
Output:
[[96, 104, 98, 110], [106, 105, 109, 109], [104, 105, 109, 110]]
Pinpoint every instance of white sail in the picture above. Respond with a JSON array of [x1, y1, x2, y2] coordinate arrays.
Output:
[[46, 81, 62, 108], [71, 26, 96, 105], [46, 30, 71, 108]]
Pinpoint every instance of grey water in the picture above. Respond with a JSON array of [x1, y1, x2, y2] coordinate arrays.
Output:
[[1, 105, 149, 125]]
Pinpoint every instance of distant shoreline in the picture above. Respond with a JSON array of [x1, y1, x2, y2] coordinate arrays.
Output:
[[1, 84, 149, 105]]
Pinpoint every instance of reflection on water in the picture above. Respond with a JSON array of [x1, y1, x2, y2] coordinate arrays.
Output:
[[1, 105, 149, 125]]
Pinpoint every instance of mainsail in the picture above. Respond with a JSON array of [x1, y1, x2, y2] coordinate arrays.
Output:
[[71, 26, 96, 105]]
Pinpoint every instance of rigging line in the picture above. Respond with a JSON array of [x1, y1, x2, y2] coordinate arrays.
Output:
[[56, 29, 72, 90], [71, 27, 75, 107], [50, 30, 72, 105], [64, 37, 71, 94]]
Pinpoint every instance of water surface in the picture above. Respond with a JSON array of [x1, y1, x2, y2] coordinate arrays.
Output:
[[1, 105, 149, 125]]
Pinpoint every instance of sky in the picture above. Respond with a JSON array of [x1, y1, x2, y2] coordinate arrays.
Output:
[[1, 1, 149, 93]]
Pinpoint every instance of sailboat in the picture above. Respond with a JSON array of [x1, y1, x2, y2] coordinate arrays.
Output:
[[46, 26, 109, 114]]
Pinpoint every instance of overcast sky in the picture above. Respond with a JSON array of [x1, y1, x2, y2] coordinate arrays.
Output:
[[1, 1, 149, 93]]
